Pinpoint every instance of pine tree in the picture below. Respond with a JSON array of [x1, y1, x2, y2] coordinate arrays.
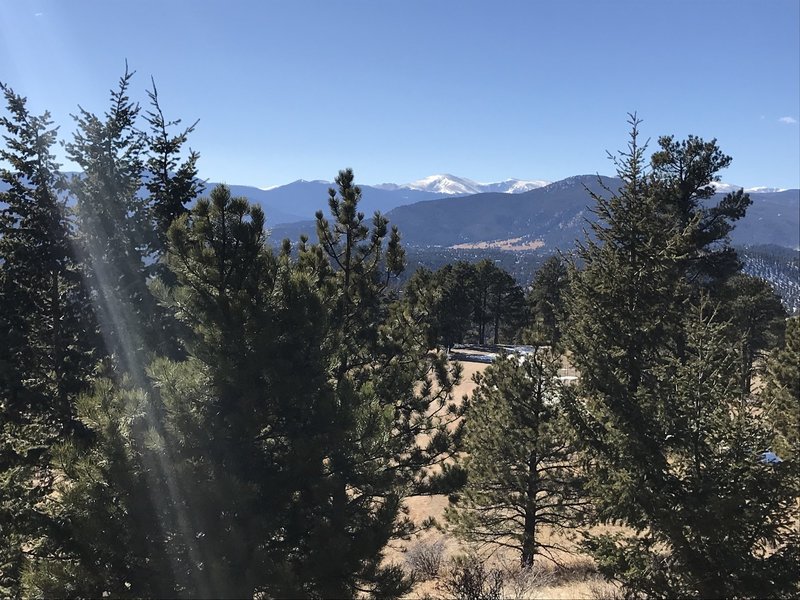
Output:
[[486, 265, 526, 345], [584, 301, 799, 597], [403, 260, 526, 349], [526, 255, 569, 346], [140, 80, 204, 358], [762, 316, 800, 460], [302, 168, 462, 597], [23, 186, 302, 598], [143, 79, 203, 258], [564, 116, 800, 597], [0, 82, 96, 427], [446, 349, 586, 567], [430, 261, 478, 350], [471, 260, 494, 346], [16, 71, 205, 596], [650, 133, 751, 285], [718, 273, 787, 395], [149, 185, 316, 597], [22, 174, 462, 598], [21, 379, 180, 598], [0, 83, 96, 595], [66, 65, 155, 371]]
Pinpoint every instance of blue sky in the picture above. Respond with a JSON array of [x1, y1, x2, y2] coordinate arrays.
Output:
[[1, 0, 798, 189]]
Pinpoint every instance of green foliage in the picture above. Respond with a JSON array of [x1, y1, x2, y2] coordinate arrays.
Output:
[[650, 133, 751, 285], [525, 255, 569, 346], [142, 79, 203, 357], [446, 349, 585, 567], [403, 259, 527, 349], [0, 83, 96, 595], [0, 82, 97, 412], [405, 261, 477, 350], [565, 116, 800, 597], [144, 79, 203, 257], [585, 303, 800, 597], [26, 185, 325, 597], [300, 168, 462, 597], [157, 185, 293, 596], [22, 379, 176, 597], [24, 174, 463, 598], [476, 261, 525, 345], [717, 273, 787, 394], [66, 65, 156, 368], [763, 316, 800, 459]]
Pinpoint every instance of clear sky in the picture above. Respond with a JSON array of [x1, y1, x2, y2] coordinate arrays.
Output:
[[1, 0, 798, 189]]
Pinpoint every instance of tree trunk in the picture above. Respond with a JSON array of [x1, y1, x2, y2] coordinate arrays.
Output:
[[521, 449, 538, 567], [493, 287, 501, 345], [478, 293, 488, 345], [741, 339, 753, 395]]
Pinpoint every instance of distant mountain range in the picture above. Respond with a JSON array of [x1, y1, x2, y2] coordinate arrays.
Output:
[[2, 173, 797, 250], [270, 175, 800, 251], [219, 174, 551, 225], [218, 180, 449, 226]]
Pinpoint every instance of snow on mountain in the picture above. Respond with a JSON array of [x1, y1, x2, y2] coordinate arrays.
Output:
[[480, 178, 551, 193], [401, 174, 485, 195], [710, 181, 743, 194], [372, 182, 402, 191], [711, 181, 786, 194], [745, 186, 787, 193], [263, 177, 786, 195], [375, 174, 550, 195], [262, 177, 786, 195]]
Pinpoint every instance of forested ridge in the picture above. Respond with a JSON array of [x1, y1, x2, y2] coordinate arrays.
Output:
[[1, 74, 798, 599]]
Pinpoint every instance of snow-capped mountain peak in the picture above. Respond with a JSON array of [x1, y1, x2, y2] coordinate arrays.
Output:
[[711, 181, 786, 194], [744, 186, 787, 193], [710, 181, 742, 194], [404, 174, 484, 195], [374, 174, 551, 195], [480, 178, 552, 194]]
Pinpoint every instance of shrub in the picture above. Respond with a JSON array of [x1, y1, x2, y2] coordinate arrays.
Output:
[[405, 537, 446, 581], [442, 555, 504, 600]]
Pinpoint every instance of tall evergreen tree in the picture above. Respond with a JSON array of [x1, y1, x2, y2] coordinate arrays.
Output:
[[430, 261, 478, 350], [564, 116, 799, 597], [526, 254, 569, 346], [486, 265, 526, 345], [404, 260, 526, 349], [23, 186, 300, 598], [0, 83, 96, 595], [66, 65, 155, 370], [718, 273, 786, 395], [471, 260, 494, 346], [583, 301, 799, 597], [0, 82, 96, 428], [21, 378, 181, 598], [650, 133, 751, 285], [762, 316, 800, 460], [446, 349, 586, 568], [21, 71, 212, 597], [152, 185, 308, 597], [302, 168, 462, 597], [143, 79, 203, 257], [142, 79, 203, 358]]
